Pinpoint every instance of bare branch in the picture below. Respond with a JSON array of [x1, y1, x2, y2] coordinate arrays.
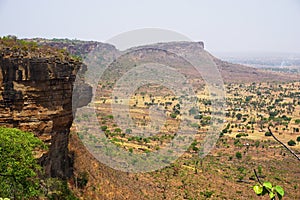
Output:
[[268, 126, 300, 162], [253, 169, 262, 185]]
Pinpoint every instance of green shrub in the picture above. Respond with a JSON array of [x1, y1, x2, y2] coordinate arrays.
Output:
[[287, 140, 296, 146], [125, 128, 132, 134], [170, 113, 177, 118], [234, 139, 241, 146], [76, 172, 89, 189], [235, 152, 242, 159], [200, 190, 214, 198], [114, 128, 122, 133], [101, 125, 108, 131], [265, 131, 272, 136], [236, 133, 248, 138]]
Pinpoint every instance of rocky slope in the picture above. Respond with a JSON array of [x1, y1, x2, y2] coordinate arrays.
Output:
[[0, 37, 91, 179]]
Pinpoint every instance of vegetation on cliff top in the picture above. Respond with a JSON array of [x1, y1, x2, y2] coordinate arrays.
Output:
[[0, 35, 82, 61]]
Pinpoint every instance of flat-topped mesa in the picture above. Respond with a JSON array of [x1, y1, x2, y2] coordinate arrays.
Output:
[[126, 41, 205, 53], [0, 37, 91, 179], [141, 41, 204, 49]]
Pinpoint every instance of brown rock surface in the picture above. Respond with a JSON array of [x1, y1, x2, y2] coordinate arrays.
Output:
[[0, 38, 91, 179]]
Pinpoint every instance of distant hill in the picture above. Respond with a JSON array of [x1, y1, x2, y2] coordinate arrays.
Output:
[[127, 41, 299, 83], [25, 38, 118, 59], [30, 38, 299, 83]]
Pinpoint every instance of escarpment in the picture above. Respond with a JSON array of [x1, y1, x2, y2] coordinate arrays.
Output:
[[0, 38, 92, 179]]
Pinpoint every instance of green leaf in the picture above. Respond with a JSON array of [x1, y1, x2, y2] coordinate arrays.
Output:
[[275, 185, 284, 197], [0, 127, 43, 198], [262, 186, 269, 196], [253, 185, 263, 195], [263, 182, 273, 190], [269, 192, 275, 199]]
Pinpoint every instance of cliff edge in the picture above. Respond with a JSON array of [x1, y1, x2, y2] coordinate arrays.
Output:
[[0, 37, 90, 179]]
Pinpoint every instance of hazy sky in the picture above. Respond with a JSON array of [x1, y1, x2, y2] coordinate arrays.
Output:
[[0, 0, 299, 54]]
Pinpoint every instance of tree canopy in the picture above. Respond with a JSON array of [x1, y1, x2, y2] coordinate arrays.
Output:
[[0, 127, 46, 199]]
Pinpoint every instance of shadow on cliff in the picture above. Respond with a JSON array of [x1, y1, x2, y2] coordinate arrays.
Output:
[[40, 63, 93, 179]]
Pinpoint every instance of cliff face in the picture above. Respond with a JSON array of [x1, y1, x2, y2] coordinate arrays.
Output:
[[0, 40, 89, 178]]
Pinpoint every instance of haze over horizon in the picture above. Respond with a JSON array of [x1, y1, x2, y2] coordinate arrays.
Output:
[[0, 0, 299, 54]]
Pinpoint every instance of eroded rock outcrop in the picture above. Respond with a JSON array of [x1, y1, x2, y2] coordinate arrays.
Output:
[[0, 38, 91, 179]]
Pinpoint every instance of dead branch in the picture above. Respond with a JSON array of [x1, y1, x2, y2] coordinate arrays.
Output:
[[268, 126, 300, 162], [253, 169, 262, 185]]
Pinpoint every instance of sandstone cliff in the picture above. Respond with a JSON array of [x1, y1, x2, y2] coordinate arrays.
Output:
[[0, 37, 91, 179]]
